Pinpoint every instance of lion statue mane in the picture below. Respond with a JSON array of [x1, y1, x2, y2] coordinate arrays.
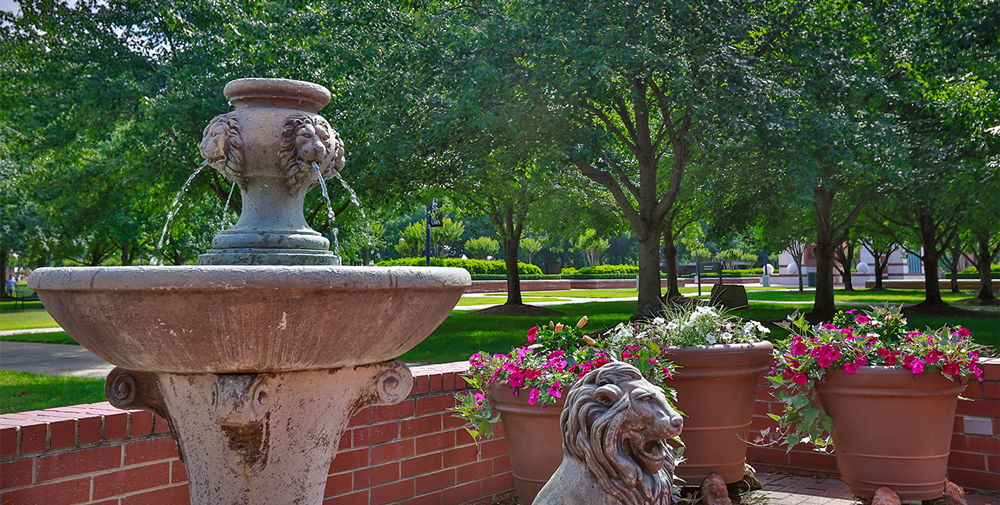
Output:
[[279, 114, 346, 192], [200, 114, 246, 189], [533, 362, 683, 505]]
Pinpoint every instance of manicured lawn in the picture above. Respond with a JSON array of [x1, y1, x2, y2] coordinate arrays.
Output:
[[403, 299, 999, 364], [0, 331, 77, 345], [733, 288, 976, 305], [0, 311, 60, 331], [0, 300, 45, 312], [0, 370, 106, 414]]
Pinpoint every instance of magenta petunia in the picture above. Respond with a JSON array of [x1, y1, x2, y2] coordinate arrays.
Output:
[[526, 326, 539, 343], [508, 371, 525, 388], [855, 314, 870, 325], [474, 392, 485, 406], [792, 342, 809, 356], [844, 362, 860, 374], [909, 358, 925, 374], [547, 382, 562, 398], [528, 387, 540, 405], [792, 373, 808, 386], [926, 349, 942, 364]]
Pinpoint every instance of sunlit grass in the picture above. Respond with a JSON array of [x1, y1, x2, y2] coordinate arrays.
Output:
[[0, 311, 60, 331], [0, 370, 106, 414]]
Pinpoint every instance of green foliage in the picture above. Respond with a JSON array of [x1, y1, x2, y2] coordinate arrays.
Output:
[[519, 237, 544, 264], [464, 236, 499, 260], [394, 218, 465, 258], [571, 229, 610, 267], [376, 257, 542, 275], [577, 265, 638, 276]]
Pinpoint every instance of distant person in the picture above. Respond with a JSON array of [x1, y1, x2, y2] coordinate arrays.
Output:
[[5, 275, 15, 296]]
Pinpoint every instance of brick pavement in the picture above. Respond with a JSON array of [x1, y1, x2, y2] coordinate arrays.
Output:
[[747, 473, 999, 505]]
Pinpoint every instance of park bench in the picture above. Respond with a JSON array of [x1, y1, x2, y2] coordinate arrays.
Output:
[[10, 285, 40, 311]]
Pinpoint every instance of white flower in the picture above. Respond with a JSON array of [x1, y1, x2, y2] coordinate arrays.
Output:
[[721, 332, 733, 342], [614, 327, 633, 342], [744, 322, 755, 333], [666, 320, 679, 330], [696, 305, 714, 314], [753, 321, 770, 334], [871, 321, 882, 328], [705, 334, 717, 344], [652, 317, 665, 325]]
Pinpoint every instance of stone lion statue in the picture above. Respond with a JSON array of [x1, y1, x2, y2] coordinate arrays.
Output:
[[279, 114, 346, 192], [534, 362, 683, 505], [200, 114, 246, 189]]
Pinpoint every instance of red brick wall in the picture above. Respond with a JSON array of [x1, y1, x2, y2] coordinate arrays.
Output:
[[746, 358, 1000, 495], [0, 363, 515, 505], [2, 360, 997, 504]]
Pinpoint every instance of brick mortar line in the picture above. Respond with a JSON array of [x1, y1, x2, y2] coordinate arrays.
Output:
[[3, 430, 173, 463], [1, 457, 182, 492]]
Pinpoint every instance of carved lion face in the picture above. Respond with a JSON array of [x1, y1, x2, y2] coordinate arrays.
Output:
[[620, 379, 682, 475], [292, 121, 330, 166], [279, 115, 345, 191], [200, 119, 230, 169], [558, 362, 682, 505]]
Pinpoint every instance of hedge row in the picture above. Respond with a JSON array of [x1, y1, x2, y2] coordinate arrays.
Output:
[[375, 257, 543, 275], [681, 268, 764, 278]]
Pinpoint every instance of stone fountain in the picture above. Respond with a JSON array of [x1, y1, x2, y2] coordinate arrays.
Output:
[[27, 78, 471, 504]]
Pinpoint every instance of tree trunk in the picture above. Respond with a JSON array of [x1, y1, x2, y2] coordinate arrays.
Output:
[[636, 226, 664, 320], [975, 235, 996, 300], [810, 241, 838, 321], [662, 227, 681, 300], [921, 248, 944, 306], [0, 249, 7, 298], [873, 252, 886, 290], [796, 261, 804, 293], [503, 236, 522, 305], [836, 240, 855, 291]]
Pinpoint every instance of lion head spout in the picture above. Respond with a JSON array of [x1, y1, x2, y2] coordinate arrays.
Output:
[[279, 114, 346, 193], [200, 114, 246, 189], [536, 361, 682, 505]]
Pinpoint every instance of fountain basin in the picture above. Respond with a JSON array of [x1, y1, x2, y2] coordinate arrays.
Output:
[[28, 265, 470, 373]]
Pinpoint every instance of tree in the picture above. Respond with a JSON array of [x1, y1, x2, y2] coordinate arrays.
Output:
[[503, 0, 770, 318], [519, 237, 544, 265], [572, 229, 610, 268], [856, 212, 900, 291], [465, 237, 500, 260], [395, 218, 465, 259]]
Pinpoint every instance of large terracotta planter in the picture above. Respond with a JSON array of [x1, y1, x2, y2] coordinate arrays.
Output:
[[662, 341, 773, 485], [816, 367, 964, 500], [488, 384, 565, 505]]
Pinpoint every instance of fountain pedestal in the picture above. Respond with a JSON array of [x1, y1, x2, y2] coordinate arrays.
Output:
[[28, 78, 472, 505], [107, 362, 411, 504]]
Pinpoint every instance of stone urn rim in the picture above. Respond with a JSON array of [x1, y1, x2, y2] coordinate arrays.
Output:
[[223, 77, 331, 112], [663, 340, 774, 355], [27, 265, 472, 291]]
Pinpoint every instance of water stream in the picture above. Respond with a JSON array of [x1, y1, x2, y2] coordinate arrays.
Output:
[[157, 160, 209, 252], [221, 182, 237, 230], [312, 163, 337, 225], [331, 171, 366, 220]]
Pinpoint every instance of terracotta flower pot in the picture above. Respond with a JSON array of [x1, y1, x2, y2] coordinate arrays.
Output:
[[816, 367, 964, 500], [487, 383, 566, 505], [662, 341, 773, 485]]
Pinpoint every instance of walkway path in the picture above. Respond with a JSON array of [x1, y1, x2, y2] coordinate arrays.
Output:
[[0, 340, 115, 378]]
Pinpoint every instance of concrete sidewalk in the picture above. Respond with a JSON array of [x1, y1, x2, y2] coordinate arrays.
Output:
[[0, 340, 114, 378]]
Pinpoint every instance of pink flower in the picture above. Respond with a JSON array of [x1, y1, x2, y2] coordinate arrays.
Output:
[[909, 358, 925, 374], [508, 371, 525, 388], [662, 366, 673, 380], [856, 355, 868, 366], [954, 327, 972, 338], [502, 362, 519, 373], [793, 373, 808, 386], [516, 347, 531, 359], [943, 362, 960, 376], [844, 362, 860, 374], [548, 350, 565, 361], [526, 326, 539, 343], [474, 392, 485, 406], [926, 349, 942, 364], [970, 363, 984, 381], [469, 353, 482, 367], [816, 355, 834, 369], [855, 315, 870, 325], [547, 382, 562, 398], [792, 342, 809, 356], [528, 388, 540, 405], [621, 350, 633, 359]]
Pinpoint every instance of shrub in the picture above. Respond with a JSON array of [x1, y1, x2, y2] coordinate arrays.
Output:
[[577, 264, 638, 275], [375, 257, 542, 275]]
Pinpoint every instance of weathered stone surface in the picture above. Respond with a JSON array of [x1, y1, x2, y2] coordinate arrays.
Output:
[[702, 474, 732, 505], [534, 362, 683, 505], [744, 463, 762, 491], [29, 265, 469, 373], [944, 480, 967, 505], [106, 361, 412, 504], [872, 487, 901, 505]]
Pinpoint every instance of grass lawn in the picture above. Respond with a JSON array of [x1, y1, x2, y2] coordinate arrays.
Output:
[[0, 370, 106, 414], [0, 331, 77, 345], [402, 298, 999, 364], [0, 311, 60, 331], [0, 300, 45, 313]]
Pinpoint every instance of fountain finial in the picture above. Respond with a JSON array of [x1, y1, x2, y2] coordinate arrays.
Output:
[[198, 78, 346, 266]]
